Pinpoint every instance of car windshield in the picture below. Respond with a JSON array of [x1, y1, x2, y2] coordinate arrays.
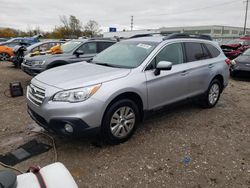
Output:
[[61, 41, 82, 53], [92, 41, 157, 68], [242, 48, 250, 56]]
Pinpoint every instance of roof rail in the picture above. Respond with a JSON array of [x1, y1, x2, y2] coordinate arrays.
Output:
[[163, 33, 212, 41], [88, 37, 119, 41], [129, 33, 160, 39]]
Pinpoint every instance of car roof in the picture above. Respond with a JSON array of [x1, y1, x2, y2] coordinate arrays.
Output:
[[124, 33, 213, 44], [0, 41, 19, 46], [68, 38, 116, 43], [125, 36, 164, 44]]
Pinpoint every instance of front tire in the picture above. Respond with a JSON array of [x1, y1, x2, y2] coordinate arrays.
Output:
[[200, 79, 221, 108], [101, 99, 140, 144]]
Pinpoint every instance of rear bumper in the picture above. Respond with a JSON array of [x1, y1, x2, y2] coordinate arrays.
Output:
[[231, 64, 250, 72], [21, 63, 43, 76]]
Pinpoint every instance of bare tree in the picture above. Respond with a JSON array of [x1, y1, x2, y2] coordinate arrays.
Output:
[[69, 15, 82, 37], [26, 25, 33, 37], [59, 15, 82, 38], [83, 20, 101, 37]]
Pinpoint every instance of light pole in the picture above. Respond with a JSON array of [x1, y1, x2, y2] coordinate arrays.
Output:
[[131, 16, 134, 31], [243, 0, 249, 36]]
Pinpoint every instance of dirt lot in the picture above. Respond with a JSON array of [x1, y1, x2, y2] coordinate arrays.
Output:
[[0, 61, 250, 187]]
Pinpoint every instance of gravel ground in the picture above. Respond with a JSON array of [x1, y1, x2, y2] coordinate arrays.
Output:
[[0, 61, 250, 188]]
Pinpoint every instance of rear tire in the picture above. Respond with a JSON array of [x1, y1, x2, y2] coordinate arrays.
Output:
[[230, 70, 236, 78], [101, 99, 140, 145], [200, 79, 221, 108]]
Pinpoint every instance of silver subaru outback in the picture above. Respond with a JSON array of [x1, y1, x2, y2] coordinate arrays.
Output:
[[27, 33, 230, 144]]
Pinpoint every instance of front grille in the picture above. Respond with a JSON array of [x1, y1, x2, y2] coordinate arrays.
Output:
[[28, 84, 46, 106]]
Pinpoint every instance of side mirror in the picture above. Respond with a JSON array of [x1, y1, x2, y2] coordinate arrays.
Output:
[[154, 61, 172, 76], [74, 50, 84, 57]]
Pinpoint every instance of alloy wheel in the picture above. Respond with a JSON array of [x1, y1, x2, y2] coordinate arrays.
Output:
[[208, 83, 220, 105], [110, 106, 135, 138]]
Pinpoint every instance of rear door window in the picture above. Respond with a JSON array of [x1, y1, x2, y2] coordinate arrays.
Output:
[[98, 42, 114, 52], [78, 42, 97, 54], [184, 42, 205, 62]]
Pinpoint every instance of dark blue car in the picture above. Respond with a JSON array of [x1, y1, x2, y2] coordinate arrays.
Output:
[[0, 34, 42, 47]]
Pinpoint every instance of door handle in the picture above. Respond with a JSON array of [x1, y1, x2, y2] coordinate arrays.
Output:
[[181, 70, 188, 76], [208, 64, 214, 68]]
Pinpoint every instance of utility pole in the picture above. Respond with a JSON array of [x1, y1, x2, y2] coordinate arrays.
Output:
[[131, 16, 134, 31], [243, 0, 249, 36]]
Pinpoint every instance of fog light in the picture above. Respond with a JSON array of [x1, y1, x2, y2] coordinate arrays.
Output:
[[64, 124, 73, 133]]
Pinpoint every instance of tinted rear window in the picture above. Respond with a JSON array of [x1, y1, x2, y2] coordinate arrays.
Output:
[[185, 42, 204, 62], [205, 43, 220, 58], [98, 42, 114, 52]]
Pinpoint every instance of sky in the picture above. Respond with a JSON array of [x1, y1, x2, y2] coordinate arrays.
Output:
[[0, 0, 248, 32]]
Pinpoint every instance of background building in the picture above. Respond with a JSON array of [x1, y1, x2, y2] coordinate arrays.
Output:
[[103, 29, 158, 38], [159, 25, 250, 38], [103, 25, 250, 44]]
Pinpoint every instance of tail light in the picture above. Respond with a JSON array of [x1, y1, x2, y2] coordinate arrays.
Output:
[[225, 59, 231, 66], [231, 59, 237, 65]]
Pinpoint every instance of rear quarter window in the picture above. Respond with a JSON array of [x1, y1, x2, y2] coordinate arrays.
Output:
[[204, 43, 220, 58]]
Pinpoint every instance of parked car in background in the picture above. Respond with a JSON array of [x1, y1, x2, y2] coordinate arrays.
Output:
[[230, 48, 250, 77], [0, 35, 42, 61], [0, 45, 14, 61], [26, 33, 229, 144], [0, 41, 32, 61], [21, 38, 116, 76], [11, 40, 64, 68], [0, 38, 8, 42], [0, 34, 42, 47], [221, 36, 250, 59]]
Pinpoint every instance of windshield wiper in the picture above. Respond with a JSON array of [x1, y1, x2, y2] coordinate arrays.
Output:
[[95, 62, 119, 68], [94, 61, 133, 69]]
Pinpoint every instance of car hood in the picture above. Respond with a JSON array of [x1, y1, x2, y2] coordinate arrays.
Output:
[[34, 62, 131, 89], [25, 53, 67, 61], [235, 55, 250, 64]]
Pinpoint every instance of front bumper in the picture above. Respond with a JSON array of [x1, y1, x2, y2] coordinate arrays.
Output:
[[26, 81, 105, 137], [28, 107, 100, 137], [21, 63, 44, 76]]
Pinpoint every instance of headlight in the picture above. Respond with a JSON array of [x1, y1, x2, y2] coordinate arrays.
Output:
[[53, 84, 101, 102], [33, 60, 45, 66]]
